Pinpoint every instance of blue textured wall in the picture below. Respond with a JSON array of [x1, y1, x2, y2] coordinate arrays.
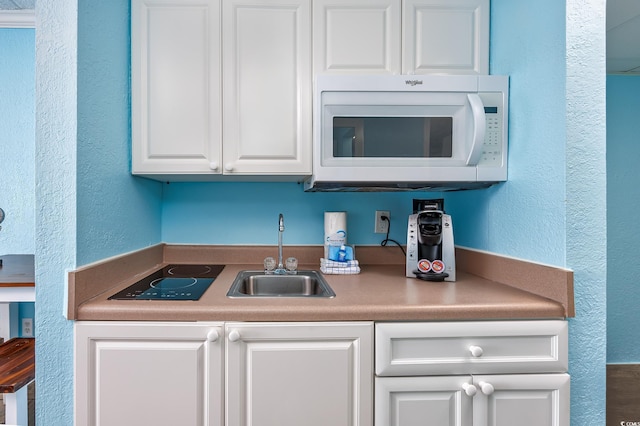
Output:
[[76, 0, 163, 265], [0, 28, 36, 337], [163, 182, 433, 245], [448, 1, 567, 265], [0, 28, 35, 254], [35, 2, 80, 423], [565, 2, 607, 425], [607, 75, 640, 363]]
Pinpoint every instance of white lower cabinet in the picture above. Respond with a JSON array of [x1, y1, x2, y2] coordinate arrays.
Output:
[[75, 321, 225, 426], [375, 373, 570, 426], [471, 374, 570, 426], [75, 321, 373, 426], [225, 322, 373, 426], [75, 319, 568, 426], [374, 321, 570, 426], [375, 375, 474, 426]]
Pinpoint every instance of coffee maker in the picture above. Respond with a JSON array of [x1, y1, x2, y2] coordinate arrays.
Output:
[[406, 199, 456, 281]]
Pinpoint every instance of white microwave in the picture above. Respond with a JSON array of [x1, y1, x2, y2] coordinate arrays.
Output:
[[304, 75, 509, 191]]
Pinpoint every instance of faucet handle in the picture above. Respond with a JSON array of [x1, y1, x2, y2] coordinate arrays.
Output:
[[285, 257, 298, 273], [264, 257, 276, 273]]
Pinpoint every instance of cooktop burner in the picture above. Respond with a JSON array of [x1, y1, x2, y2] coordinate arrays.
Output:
[[108, 264, 225, 301]]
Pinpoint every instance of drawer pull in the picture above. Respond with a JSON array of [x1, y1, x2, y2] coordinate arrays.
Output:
[[462, 383, 477, 396], [228, 329, 241, 342], [469, 345, 484, 357], [207, 329, 220, 342], [478, 381, 494, 395]]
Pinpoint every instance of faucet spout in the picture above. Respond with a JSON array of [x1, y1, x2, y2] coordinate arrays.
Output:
[[277, 213, 285, 273]]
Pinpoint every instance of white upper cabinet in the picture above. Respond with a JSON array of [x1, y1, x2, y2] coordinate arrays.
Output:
[[222, 0, 312, 175], [313, 0, 401, 75], [403, 0, 489, 75], [313, 0, 489, 75], [132, 0, 311, 179], [132, 0, 223, 176]]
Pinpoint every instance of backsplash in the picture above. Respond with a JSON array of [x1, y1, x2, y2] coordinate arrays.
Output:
[[161, 181, 439, 246]]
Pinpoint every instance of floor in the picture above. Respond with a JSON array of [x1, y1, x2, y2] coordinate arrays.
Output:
[[608, 364, 640, 425], [0, 382, 35, 426]]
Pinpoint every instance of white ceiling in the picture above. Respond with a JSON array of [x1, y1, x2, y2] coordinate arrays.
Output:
[[1, 1, 638, 74], [607, 0, 640, 74]]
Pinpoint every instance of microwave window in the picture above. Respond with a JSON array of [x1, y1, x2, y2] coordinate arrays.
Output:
[[333, 117, 453, 158]]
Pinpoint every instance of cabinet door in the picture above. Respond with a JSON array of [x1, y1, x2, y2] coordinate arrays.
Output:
[[472, 374, 570, 426], [313, 0, 401, 75], [226, 322, 373, 426], [75, 321, 224, 426], [402, 0, 489, 75], [132, 0, 223, 176], [222, 0, 312, 175], [375, 376, 473, 426]]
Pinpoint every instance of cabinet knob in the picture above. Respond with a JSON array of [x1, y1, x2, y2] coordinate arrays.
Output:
[[228, 329, 241, 342], [478, 381, 494, 395], [462, 383, 477, 397], [207, 329, 220, 342], [469, 345, 484, 357], [224, 162, 234, 172], [209, 161, 219, 171]]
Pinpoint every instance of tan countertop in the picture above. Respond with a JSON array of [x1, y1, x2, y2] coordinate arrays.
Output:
[[69, 245, 574, 322]]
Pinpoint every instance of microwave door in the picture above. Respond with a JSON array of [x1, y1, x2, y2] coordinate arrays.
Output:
[[333, 118, 364, 157], [331, 115, 454, 160]]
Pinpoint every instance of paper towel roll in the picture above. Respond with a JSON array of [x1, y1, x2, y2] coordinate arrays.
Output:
[[324, 212, 347, 257]]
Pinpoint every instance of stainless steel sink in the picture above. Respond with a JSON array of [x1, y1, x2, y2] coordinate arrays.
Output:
[[226, 270, 336, 298]]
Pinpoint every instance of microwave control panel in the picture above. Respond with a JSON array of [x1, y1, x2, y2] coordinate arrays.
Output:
[[478, 92, 505, 167]]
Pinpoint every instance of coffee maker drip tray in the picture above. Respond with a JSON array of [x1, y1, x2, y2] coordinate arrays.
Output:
[[413, 271, 449, 282], [109, 264, 225, 301]]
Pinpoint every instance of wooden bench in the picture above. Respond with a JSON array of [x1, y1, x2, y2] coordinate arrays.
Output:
[[0, 338, 35, 425]]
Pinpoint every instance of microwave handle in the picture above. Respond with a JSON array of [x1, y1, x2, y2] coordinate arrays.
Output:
[[466, 94, 486, 166]]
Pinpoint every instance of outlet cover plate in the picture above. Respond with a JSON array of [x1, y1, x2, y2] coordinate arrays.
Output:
[[375, 210, 390, 234]]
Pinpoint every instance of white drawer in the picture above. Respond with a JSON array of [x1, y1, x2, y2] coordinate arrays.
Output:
[[375, 320, 568, 376]]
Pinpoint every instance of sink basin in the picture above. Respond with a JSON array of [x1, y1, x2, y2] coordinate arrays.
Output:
[[226, 270, 336, 298]]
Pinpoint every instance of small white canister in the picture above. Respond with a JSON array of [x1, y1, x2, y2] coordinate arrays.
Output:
[[324, 211, 347, 258]]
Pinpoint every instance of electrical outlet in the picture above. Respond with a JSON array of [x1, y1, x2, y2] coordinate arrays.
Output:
[[22, 318, 33, 337], [375, 210, 390, 234]]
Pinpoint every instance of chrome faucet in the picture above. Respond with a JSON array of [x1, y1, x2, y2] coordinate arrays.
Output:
[[263, 213, 297, 274], [275, 213, 286, 274]]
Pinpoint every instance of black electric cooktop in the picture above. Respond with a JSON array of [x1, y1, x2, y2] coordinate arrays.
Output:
[[108, 264, 225, 301]]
